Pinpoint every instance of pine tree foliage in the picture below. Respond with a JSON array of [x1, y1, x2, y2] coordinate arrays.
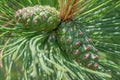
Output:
[[0, 0, 120, 80]]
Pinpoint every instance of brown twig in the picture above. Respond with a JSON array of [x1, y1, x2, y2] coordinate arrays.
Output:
[[59, 0, 83, 21]]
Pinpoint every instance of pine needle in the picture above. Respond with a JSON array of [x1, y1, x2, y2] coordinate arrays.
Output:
[[58, 0, 87, 21]]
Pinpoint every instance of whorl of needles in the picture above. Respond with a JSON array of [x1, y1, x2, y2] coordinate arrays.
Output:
[[58, 0, 89, 21]]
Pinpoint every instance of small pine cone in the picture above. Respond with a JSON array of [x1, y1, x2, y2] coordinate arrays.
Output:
[[15, 5, 60, 32], [57, 21, 99, 69]]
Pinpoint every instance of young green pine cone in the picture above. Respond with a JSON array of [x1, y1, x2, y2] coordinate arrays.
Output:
[[15, 5, 60, 32], [57, 21, 99, 69]]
